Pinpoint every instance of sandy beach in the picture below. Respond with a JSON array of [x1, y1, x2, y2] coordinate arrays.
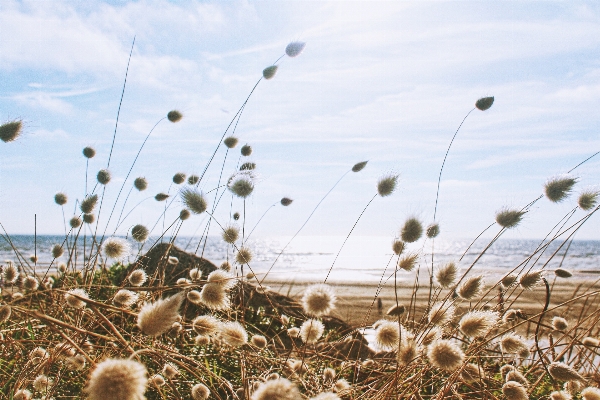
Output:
[[264, 277, 600, 327]]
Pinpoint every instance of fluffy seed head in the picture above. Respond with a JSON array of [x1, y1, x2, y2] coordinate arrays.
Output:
[[262, 65, 278, 80], [102, 237, 130, 260], [475, 96, 494, 111], [172, 172, 186, 184], [398, 253, 418, 271], [97, 169, 111, 185], [207, 270, 235, 289], [29, 254, 38, 263], [192, 315, 219, 336], [549, 362, 584, 382], [85, 358, 148, 400], [352, 161, 368, 172], [251, 334, 268, 348], [187, 174, 199, 185], [129, 269, 147, 286], [80, 194, 98, 214], [70, 216, 82, 228], [436, 262, 458, 288], [302, 284, 336, 316], [323, 368, 336, 381], [180, 188, 207, 214], [401, 218, 423, 243], [220, 261, 232, 272], [137, 293, 184, 336], [228, 171, 254, 198], [222, 225, 239, 244], [65, 288, 88, 308], [286, 41, 306, 57], [288, 327, 300, 338], [200, 283, 230, 310], [233, 212, 240, 220], [333, 379, 351, 394], [195, 335, 210, 346], [555, 268, 573, 278], [392, 239, 405, 255], [552, 316, 569, 331], [134, 177, 148, 191], [503, 309, 520, 324], [503, 381, 528, 400], [251, 377, 301, 400], [223, 136, 238, 148], [300, 319, 325, 344], [377, 174, 398, 197], [113, 289, 138, 308], [220, 321, 247, 347], [281, 197, 293, 206], [427, 339, 465, 371], [374, 320, 400, 350], [386, 304, 406, 317], [155, 193, 169, 201], [426, 223, 440, 238], [149, 374, 165, 387], [67, 354, 86, 370], [129, 224, 149, 243], [189, 268, 202, 281], [83, 146, 96, 158], [502, 274, 518, 287], [23, 275, 39, 291], [462, 363, 484, 383], [50, 244, 63, 259], [13, 390, 32, 400], [167, 110, 183, 122], [83, 213, 95, 224], [30, 347, 49, 363], [501, 334, 528, 353], [496, 208, 525, 228], [519, 270, 543, 289], [550, 391, 573, 400], [0, 305, 11, 322], [506, 370, 529, 387], [582, 387, 600, 400], [54, 192, 68, 205], [236, 247, 253, 264], [428, 302, 455, 326], [179, 209, 191, 220], [545, 176, 577, 203], [191, 383, 210, 400], [458, 275, 483, 300], [459, 310, 499, 337], [397, 338, 420, 366], [162, 363, 178, 379], [0, 120, 22, 142], [33, 374, 52, 392], [4, 263, 17, 283], [582, 337, 599, 347], [187, 290, 202, 303], [578, 190, 599, 211]]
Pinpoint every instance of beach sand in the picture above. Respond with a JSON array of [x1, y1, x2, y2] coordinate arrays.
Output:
[[264, 277, 600, 327]]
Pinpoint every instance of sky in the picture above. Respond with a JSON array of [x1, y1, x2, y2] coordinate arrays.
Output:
[[1, 1, 600, 243]]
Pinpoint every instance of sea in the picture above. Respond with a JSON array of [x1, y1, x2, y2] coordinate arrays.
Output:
[[1, 234, 599, 283]]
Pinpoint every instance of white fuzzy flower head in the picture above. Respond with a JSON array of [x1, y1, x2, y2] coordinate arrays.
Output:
[[65, 288, 89, 309], [428, 302, 455, 326], [300, 319, 324, 344], [113, 289, 138, 308], [102, 237, 130, 260], [207, 270, 235, 289], [301, 284, 336, 317], [374, 320, 400, 351], [427, 339, 465, 372], [200, 283, 230, 310], [191, 383, 210, 400], [128, 269, 147, 287], [192, 315, 220, 336], [286, 41, 306, 57], [137, 293, 184, 336], [85, 358, 148, 400], [33, 374, 52, 392], [22, 275, 39, 291], [220, 321, 248, 347], [459, 310, 499, 338], [251, 378, 302, 400]]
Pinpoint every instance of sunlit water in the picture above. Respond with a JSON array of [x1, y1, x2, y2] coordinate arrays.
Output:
[[2, 235, 599, 283]]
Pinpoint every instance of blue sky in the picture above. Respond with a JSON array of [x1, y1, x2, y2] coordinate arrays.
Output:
[[1, 1, 599, 242]]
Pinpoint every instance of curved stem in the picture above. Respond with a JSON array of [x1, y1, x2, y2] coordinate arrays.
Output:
[[323, 193, 377, 283]]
